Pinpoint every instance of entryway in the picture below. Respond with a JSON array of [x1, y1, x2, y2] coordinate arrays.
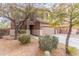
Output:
[[29, 25, 34, 35]]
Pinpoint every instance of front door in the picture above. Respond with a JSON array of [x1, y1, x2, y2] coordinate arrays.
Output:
[[29, 25, 34, 35]]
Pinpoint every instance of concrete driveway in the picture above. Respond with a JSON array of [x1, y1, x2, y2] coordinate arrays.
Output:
[[55, 34, 79, 49]]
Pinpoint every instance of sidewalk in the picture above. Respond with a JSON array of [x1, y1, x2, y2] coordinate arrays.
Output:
[[54, 34, 79, 39], [54, 34, 79, 49]]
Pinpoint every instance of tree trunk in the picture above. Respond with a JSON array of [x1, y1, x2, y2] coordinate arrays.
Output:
[[14, 26, 17, 40], [65, 18, 72, 55], [54, 28, 56, 34], [14, 23, 19, 40], [14, 20, 26, 40]]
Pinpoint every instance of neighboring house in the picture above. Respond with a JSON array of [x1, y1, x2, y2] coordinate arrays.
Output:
[[1, 17, 79, 36], [0, 19, 78, 37], [10, 19, 54, 36], [10, 18, 79, 36], [0, 17, 79, 36]]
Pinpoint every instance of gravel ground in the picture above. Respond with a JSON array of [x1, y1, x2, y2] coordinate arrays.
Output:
[[0, 37, 79, 56], [0, 39, 39, 56]]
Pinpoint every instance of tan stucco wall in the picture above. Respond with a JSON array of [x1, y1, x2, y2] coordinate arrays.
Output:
[[40, 23, 54, 36]]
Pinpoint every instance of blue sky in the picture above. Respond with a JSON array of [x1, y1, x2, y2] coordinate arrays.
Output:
[[0, 17, 10, 23], [34, 3, 54, 8], [0, 3, 54, 23]]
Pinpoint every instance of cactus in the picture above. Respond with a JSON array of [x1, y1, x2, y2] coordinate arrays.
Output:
[[39, 35, 59, 52]]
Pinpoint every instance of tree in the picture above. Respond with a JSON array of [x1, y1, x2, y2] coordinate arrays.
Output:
[[52, 3, 79, 55], [0, 3, 37, 39], [48, 4, 66, 34], [65, 4, 79, 55], [48, 3, 79, 55]]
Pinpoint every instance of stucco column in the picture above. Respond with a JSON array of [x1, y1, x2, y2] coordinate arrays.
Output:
[[26, 19, 30, 35], [10, 29, 15, 36], [26, 29, 30, 35], [40, 30, 43, 36], [10, 29, 17, 40]]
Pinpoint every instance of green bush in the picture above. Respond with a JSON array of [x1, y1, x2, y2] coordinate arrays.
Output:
[[0, 29, 5, 38], [18, 29, 26, 34], [39, 35, 59, 52], [18, 34, 31, 44], [68, 47, 78, 55]]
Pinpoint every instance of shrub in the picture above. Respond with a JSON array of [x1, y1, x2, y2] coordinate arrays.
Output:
[[18, 34, 31, 44], [18, 29, 26, 34], [39, 35, 59, 52], [0, 29, 5, 38], [52, 36, 59, 49], [68, 47, 78, 55]]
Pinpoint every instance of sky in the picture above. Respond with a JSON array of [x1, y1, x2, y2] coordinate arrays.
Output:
[[0, 17, 4, 22], [0, 3, 54, 23], [16, 3, 54, 9], [0, 17, 11, 23], [0, 17, 11, 28], [34, 3, 54, 8]]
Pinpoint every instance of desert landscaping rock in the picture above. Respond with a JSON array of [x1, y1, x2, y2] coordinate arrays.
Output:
[[0, 38, 78, 56]]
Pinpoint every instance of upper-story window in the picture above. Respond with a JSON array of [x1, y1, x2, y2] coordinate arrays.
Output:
[[44, 12, 49, 19], [45, 12, 48, 17]]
